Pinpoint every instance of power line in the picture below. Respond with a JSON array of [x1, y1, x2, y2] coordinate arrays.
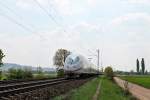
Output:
[[33, 0, 59, 25], [0, 1, 22, 19], [33, 0, 68, 34], [0, 10, 47, 40], [0, 2, 46, 40], [0, 1, 36, 30], [0, 12, 34, 33], [97, 49, 100, 67]]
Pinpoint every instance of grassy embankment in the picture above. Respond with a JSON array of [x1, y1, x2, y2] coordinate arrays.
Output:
[[54, 76, 135, 100], [99, 77, 134, 100], [54, 78, 99, 100], [120, 75, 150, 89]]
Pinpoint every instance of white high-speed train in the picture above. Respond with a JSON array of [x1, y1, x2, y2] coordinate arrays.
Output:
[[64, 53, 98, 78]]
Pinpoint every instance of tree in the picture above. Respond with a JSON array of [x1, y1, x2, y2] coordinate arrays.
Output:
[[141, 58, 145, 74], [0, 49, 5, 67], [23, 67, 33, 79], [145, 70, 148, 75], [104, 66, 114, 80], [0, 49, 5, 79], [37, 66, 43, 74], [53, 49, 70, 68], [53, 49, 70, 77], [136, 59, 140, 74], [35, 66, 45, 79]]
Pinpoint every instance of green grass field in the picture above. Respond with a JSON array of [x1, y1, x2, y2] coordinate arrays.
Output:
[[54, 76, 135, 100], [120, 75, 150, 89], [99, 77, 135, 100], [33, 73, 57, 79], [0, 74, 7, 80]]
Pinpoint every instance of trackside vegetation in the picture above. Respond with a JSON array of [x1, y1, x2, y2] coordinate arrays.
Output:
[[54, 76, 136, 100], [7, 68, 33, 79], [120, 76, 150, 89], [99, 77, 135, 100], [0, 49, 5, 80], [53, 78, 99, 100], [53, 49, 70, 77], [0, 67, 57, 80], [104, 66, 114, 80]]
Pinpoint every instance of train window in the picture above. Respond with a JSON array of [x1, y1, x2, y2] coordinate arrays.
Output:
[[73, 57, 80, 64], [66, 58, 73, 64]]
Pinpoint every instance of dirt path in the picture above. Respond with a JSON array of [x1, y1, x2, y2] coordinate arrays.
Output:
[[114, 77, 150, 100], [92, 80, 102, 100]]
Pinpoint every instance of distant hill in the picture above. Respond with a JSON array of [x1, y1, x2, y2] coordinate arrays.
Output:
[[1, 63, 56, 72]]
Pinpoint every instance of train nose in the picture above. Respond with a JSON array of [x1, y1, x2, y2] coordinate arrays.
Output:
[[64, 64, 79, 71], [64, 55, 81, 71]]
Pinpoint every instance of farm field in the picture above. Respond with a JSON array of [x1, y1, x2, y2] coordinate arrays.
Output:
[[120, 75, 150, 89], [54, 76, 134, 100]]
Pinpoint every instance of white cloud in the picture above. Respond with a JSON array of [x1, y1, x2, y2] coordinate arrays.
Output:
[[111, 12, 150, 26], [15, 0, 84, 16], [123, 0, 150, 5], [71, 22, 102, 33], [16, 0, 35, 9], [104, 13, 150, 45], [51, 0, 72, 15], [87, 0, 98, 7], [100, 12, 150, 71]]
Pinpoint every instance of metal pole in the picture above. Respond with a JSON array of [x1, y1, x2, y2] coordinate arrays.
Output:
[[97, 49, 100, 73]]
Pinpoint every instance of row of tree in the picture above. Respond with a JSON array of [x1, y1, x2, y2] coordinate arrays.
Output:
[[136, 58, 145, 74]]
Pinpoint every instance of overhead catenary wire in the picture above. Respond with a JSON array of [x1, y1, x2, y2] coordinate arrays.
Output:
[[33, 0, 68, 34], [0, 11, 46, 40], [33, 0, 60, 25], [0, 1, 22, 19], [0, 2, 46, 40], [0, 0, 91, 53], [0, 12, 34, 33], [0, 1, 37, 31]]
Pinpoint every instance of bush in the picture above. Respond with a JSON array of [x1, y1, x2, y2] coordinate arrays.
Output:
[[34, 74, 45, 79], [104, 66, 114, 80], [23, 68, 33, 79], [57, 69, 64, 77], [0, 71, 2, 80], [7, 68, 33, 80], [7, 68, 18, 79], [34, 67, 45, 79]]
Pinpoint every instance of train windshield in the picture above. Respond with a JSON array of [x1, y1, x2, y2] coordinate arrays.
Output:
[[66, 58, 73, 64], [73, 57, 80, 64], [66, 56, 80, 64]]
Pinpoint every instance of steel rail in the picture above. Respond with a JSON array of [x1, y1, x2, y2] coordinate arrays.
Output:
[[0, 78, 57, 85], [0, 78, 65, 91], [0, 78, 67, 97]]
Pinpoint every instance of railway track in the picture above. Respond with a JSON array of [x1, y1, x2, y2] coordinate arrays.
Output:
[[0, 78, 67, 99], [0, 78, 54, 85]]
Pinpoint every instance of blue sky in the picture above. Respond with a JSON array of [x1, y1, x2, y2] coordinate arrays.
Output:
[[0, 0, 150, 71]]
